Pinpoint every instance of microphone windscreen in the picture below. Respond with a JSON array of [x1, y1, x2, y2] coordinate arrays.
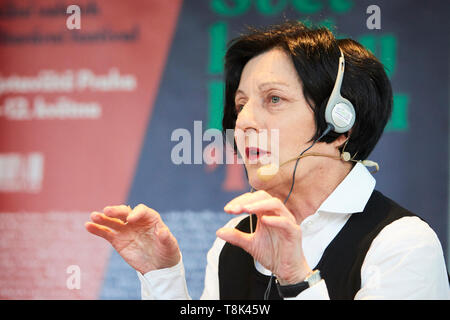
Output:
[[256, 163, 279, 181]]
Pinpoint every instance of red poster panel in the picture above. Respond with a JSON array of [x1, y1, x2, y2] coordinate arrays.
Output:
[[0, 0, 182, 299]]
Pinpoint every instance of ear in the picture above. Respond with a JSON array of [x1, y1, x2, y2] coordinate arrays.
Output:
[[332, 132, 350, 150]]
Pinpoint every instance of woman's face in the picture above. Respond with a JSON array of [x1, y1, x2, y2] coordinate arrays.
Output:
[[234, 47, 330, 191]]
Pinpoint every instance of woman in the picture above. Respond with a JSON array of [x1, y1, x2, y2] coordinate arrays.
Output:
[[85, 21, 449, 299]]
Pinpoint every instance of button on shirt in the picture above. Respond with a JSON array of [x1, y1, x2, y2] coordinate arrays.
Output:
[[137, 163, 450, 300]]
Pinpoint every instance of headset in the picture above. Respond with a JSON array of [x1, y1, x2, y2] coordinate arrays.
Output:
[[245, 48, 379, 300]]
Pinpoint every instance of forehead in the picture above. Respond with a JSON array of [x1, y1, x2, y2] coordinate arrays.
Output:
[[238, 47, 301, 90]]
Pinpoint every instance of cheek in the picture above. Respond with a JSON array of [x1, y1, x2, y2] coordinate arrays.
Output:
[[278, 132, 297, 160], [276, 117, 315, 158]]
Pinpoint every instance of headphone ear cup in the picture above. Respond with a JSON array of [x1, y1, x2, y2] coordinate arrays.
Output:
[[340, 98, 355, 116], [325, 99, 355, 134]]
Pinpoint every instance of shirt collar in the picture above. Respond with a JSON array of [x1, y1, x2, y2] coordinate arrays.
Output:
[[316, 162, 376, 214]]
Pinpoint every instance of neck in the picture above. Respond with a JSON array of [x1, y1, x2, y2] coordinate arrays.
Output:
[[266, 159, 353, 224]]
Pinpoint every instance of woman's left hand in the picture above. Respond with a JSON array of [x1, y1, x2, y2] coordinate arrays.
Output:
[[217, 190, 312, 285]]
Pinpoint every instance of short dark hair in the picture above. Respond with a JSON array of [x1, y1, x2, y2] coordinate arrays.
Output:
[[222, 21, 393, 161]]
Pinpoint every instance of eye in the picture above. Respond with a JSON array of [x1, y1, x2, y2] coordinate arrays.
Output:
[[270, 96, 281, 104], [236, 104, 244, 113]]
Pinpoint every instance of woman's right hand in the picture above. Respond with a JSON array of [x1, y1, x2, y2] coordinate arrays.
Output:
[[85, 204, 181, 275]]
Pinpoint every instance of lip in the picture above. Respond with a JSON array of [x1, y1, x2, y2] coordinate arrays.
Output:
[[245, 147, 270, 161]]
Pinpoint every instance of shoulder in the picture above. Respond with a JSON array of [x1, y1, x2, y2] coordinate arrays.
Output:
[[361, 216, 449, 298], [368, 191, 443, 255], [372, 215, 442, 253]]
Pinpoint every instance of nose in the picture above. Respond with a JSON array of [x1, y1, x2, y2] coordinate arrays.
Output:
[[235, 100, 260, 132]]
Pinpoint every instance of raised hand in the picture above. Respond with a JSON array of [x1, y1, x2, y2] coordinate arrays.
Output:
[[217, 190, 312, 285], [85, 204, 180, 275]]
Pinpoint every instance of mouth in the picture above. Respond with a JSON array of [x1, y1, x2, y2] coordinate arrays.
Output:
[[245, 147, 270, 161]]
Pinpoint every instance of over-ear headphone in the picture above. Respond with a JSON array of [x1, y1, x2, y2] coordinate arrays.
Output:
[[256, 48, 378, 181], [324, 48, 356, 134]]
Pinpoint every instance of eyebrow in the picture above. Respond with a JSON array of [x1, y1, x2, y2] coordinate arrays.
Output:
[[235, 81, 290, 98]]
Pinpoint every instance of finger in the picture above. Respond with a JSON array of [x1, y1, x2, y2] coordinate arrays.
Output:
[[242, 198, 295, 220], [216, 227, 253, 253], [224, 190, 271, 214], [126, 203, 160, 225], [260, 215, 300, 237], [223, 192, 254, 213], [90, 211, 126, 231], [85, 221, 115, 241], [103, 205, 131, 222]]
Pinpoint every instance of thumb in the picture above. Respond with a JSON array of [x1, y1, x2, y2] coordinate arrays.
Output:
[[216, 227, 253, 254], [157, 225, 174, 245], [156, 224, 181, 266], [156, 223, 179, 251]]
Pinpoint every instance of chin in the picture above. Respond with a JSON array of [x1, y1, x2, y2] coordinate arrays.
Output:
[[246, 166, 275, 191]]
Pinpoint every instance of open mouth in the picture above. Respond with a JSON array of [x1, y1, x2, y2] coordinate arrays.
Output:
[[245, 147, 269, 161]]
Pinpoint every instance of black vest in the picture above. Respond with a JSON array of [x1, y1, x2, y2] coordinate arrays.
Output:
[[218, 190, 418, 300]]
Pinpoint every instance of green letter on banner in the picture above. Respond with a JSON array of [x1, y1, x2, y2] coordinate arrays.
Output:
[[208, 80, 224, 130], [210, 0, 251, 16], [358, 34, 376, 54], [208, 21, 227, 75], [379, 35, 397, 79], [256, 0, 288, 16], [329, 0, 354, 14], [386, 94, 409, 131], [358, 34, 397, 78], [292, 0, 323, 14]]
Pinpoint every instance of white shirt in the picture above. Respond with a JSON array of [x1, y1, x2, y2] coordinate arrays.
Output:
[[137, 163, 450, 300]]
